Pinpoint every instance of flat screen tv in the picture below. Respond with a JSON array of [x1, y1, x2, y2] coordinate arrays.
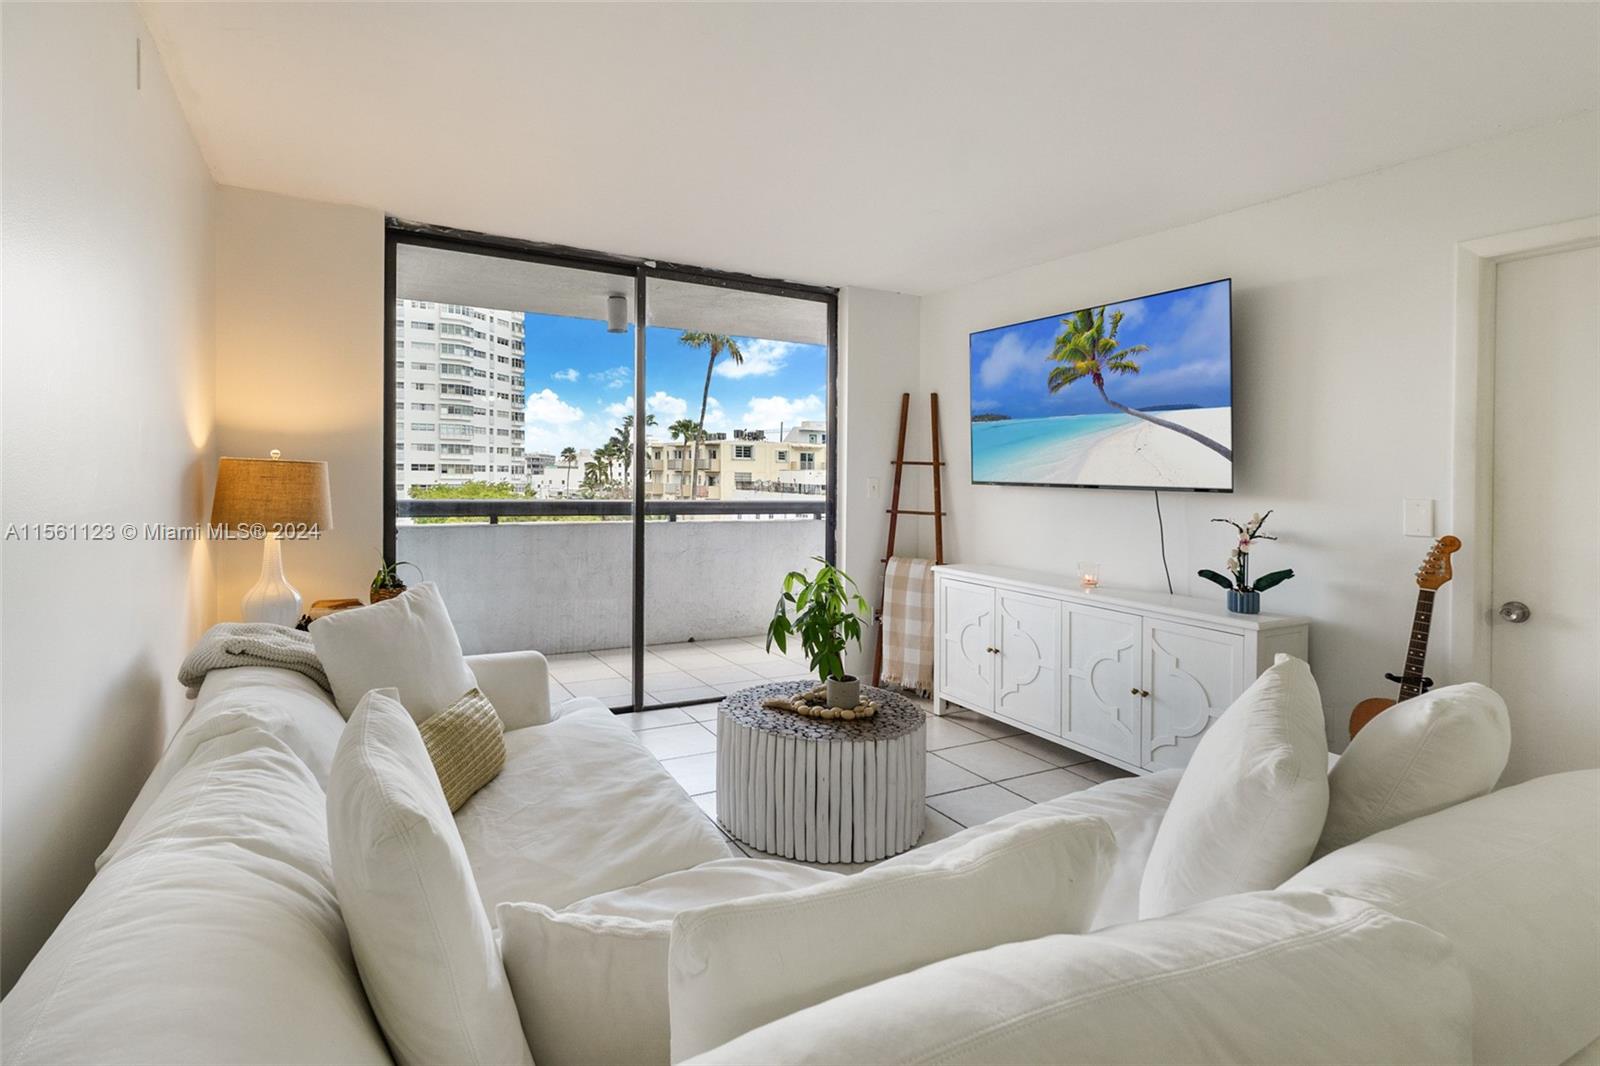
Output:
[[969, 277, 1233, 492]]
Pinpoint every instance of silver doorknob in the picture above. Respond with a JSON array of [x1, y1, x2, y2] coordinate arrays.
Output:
[[1498, 601, 1531, 623]]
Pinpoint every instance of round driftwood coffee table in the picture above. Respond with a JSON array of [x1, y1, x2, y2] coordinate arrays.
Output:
[[716, 681, 926, 863]]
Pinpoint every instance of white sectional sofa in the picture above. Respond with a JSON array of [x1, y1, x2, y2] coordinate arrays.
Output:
[[4, 657, 1597, 1065]]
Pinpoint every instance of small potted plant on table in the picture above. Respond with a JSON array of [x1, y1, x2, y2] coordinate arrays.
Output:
[[370, 555, 422, 604], [1198, 511, 1295, 614], [766, 556, 872, 708]]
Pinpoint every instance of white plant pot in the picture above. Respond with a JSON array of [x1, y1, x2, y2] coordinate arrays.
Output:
[[826, 674, 860, 709]]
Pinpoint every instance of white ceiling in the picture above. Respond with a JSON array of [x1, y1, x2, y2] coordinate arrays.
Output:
[[142, 2, 1598, 295]]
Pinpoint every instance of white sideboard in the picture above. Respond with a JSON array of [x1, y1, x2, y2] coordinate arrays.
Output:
[[933, 563, 1310, 776]]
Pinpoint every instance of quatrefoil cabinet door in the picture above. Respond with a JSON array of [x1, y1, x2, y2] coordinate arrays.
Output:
[[994, 590, 1061, 734], [1142, 619, 1246, 770], [938, 578, 995, 713], [1062, 604, 1143, 765]]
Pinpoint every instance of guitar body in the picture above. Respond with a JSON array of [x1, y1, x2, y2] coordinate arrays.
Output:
[[1348, 697, 1396, 737], [1348, 536, 1461, 739]]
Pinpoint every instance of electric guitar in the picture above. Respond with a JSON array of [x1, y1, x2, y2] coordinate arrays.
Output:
[[1348, 535, 1462, 738]]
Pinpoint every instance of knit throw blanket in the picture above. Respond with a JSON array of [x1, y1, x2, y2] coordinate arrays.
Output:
[[178, 622, 330, 698], [880, 556, 935, 696]]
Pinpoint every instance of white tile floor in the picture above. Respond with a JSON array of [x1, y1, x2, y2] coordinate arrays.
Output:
[[547, 634, 816, 710], [563, 651, 1138, 870]]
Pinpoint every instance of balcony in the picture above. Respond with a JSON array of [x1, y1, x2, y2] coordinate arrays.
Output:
[[396, 498, 826, 709]]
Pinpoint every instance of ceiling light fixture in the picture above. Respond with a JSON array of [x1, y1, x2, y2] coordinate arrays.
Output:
[[606, 293, 628, 333]]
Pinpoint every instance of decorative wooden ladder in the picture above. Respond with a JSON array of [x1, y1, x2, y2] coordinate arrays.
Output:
[[871, 392, 946, 686]]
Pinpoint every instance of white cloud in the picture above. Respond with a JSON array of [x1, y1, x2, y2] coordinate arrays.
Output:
[[521, 390, 596, 455], [739, 393, 824, 434], [715, 338, 792, 379], [604, 399, 633, 420], [589, 365, 631, 389], [523, 388, 584, 425], [701, 396, 729, 433], [646, 391, 688, 420], [977, 332, 1048, 390], [551, 367, 579, 382]]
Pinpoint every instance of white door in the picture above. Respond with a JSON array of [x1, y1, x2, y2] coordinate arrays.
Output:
[[1062, 604, 1142, 764], [938, 579, 994, 712], [1491, 245, 1600, 784], [994, 589, 1061, 734], [1143, 620, 1245, 771]]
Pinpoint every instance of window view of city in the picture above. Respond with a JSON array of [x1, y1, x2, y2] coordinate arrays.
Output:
[[390, 266, 834, 698], [393, 299, 828, 514]]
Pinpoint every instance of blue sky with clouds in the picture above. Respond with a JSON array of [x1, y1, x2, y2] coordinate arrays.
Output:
[[518, 314, 828, 455], [968, 279, 1232, 420]]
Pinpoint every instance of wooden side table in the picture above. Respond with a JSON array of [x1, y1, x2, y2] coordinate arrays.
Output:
[[716, 682, 927, 863]]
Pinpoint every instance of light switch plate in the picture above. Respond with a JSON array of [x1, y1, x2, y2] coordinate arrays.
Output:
[[1403, 498, 1434, 538], [867, 477, 882, 501]]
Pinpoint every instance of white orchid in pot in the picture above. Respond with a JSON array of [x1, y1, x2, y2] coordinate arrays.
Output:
[[1198, 511, 1295, 614]]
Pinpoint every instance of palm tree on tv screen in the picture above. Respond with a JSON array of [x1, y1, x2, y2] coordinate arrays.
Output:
[[1048, 307, 1231, 460], [680, 332, 744, 499]]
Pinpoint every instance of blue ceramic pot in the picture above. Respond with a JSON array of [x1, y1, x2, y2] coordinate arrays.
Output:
[[1227, 589, 1261, 614]]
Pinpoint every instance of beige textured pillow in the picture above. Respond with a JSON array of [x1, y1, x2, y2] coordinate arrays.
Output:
[[417, 688, 505, 812]]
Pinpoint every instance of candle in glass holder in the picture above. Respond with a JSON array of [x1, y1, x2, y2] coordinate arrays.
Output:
[[1077, 562, 1101, 590]]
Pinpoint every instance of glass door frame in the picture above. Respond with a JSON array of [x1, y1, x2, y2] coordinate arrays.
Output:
[[384, 220, 839, 713]]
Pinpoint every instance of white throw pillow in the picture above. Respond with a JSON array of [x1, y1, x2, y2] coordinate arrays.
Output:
[[326, 689, 531, 1066], [1316, 682, 1510, 856], [686, 891, 1472, 1066], [1140, 654, 1328, 918], [498, 858, 843, 1066], [311, 582, 476, 721], [668, 814, 1116, 1062], [1286, 769, 1600, 1066]]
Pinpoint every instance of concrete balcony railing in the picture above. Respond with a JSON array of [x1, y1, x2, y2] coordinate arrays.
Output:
[[395, 498, 826, 656]]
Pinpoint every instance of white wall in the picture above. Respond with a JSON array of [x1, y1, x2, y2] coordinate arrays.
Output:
[[839, 287, 923, 679], [213, 188, 385, 616], [916, 114, 1599, 749], [0, 3, 216, 993]]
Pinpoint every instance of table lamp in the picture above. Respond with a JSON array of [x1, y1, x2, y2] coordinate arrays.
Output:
[[211, 450, 333, 625]]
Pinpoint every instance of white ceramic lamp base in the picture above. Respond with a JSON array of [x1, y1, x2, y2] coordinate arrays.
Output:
[[241, 532, 303, 626]]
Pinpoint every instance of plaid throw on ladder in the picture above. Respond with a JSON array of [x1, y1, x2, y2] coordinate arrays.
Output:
[[880, 556, 935, 696]]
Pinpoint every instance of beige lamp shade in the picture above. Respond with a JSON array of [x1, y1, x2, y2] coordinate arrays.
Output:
[[211, 454, 333, 529]]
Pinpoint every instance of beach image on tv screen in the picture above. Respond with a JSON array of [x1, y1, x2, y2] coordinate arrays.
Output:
[[968, 278, 1232, 491]]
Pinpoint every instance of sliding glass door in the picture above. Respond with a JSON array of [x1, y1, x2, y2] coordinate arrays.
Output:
[[637, 274, 833, 707], [385, 227, 836, 713]]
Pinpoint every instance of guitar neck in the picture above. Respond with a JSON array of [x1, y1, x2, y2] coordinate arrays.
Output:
[[1398, 587, 1437, 701]]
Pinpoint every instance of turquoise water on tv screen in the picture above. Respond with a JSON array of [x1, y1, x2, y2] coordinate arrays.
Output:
[[971, 412, 1134, 483]]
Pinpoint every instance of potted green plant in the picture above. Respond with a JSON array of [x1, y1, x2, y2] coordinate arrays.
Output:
[[1197, 511, 1295, 614], [370, 555, 422, 604], [766, 556, 872, 708]]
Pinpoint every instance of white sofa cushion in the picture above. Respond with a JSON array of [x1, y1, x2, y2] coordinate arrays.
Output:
[[1317, 682, 1509, 856], [96, 666, 348, 870], [668, 813, 1116, 1062], [882, 767, 1181, 930], [458, 703, 735, 914], [686, 891, 1472, 1066], [464, 649, 552, 731], [2, 729, 391, 1066], [311, 582, 477, 721], [1140, 654, 1328, 918], [1286, 768, 1600, 1066], [498, 858, 842, 1066], [326, 688, 531, 1066]]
